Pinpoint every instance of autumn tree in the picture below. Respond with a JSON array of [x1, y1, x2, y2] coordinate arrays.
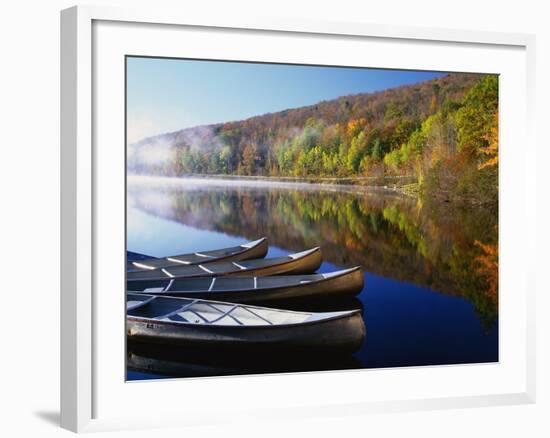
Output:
[[241, 143, 257, 175], [478, 112, 498, 170]]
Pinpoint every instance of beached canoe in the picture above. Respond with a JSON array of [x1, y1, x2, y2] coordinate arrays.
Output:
[[127, 238, 268, 272], [127, 267, 363, 304], [127, 293, 365, 353], [126, 247, 322, 281]]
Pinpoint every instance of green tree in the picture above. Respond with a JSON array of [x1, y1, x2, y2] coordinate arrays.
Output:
[[455, 76, 498, 159], [219, 146, 232, 174], [346, 131, 367, 173], [371, 138, 383, 161], [384, 102, 402, 123]]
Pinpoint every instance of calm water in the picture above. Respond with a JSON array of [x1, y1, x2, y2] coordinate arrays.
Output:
[[126, 176, 498, 380]]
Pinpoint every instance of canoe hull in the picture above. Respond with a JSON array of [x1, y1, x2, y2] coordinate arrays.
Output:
[[126, 247, 323, 281], [131, 267, 364, 305], [127, 311, 365, 354], [127, 238, 268, 271]]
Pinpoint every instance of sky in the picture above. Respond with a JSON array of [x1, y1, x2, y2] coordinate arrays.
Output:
[[126, 57, 446, 144]]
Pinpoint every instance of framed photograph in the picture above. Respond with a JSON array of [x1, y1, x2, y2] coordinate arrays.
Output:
[[61, 5, 536, 432]]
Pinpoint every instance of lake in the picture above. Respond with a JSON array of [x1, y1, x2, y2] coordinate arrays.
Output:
[[126, 176, 498, 380]]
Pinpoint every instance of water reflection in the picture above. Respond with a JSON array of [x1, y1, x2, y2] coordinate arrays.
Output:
[[128, 177, 498, 328], [127, 341, 363, 379]]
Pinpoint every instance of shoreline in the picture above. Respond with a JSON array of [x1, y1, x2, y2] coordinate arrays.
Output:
[[127, 173, 418, 197]]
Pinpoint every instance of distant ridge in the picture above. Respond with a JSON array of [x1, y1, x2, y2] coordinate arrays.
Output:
[[130, 73, 479, 150]]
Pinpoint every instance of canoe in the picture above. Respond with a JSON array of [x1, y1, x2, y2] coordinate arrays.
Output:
[[126, 247, 322, 281], [127, 293, 365, 353], [127, 237, 268, 272], [127, 267, 363, 304]]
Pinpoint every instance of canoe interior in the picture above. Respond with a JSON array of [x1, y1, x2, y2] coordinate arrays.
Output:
[[127, 293, 354, 327]]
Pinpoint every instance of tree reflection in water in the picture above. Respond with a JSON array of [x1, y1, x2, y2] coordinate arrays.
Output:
[[128, 178, 498, 328]]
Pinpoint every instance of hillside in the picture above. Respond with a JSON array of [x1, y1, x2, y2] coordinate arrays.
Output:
[[128, 72, 498, 204]]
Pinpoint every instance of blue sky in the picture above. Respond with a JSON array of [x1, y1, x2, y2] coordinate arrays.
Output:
[[126, 57, 446, 143]]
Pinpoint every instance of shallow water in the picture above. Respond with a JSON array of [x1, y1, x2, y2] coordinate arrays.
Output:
[[126, 176, 498, 380]]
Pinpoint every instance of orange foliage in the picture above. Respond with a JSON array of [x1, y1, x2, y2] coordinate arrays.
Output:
[[474, 240, 498, 300], [478, 112, 498, 170], [346, 118, 367, 139]]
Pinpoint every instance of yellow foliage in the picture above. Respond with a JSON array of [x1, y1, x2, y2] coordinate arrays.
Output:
[[478, 112, 498, 170]]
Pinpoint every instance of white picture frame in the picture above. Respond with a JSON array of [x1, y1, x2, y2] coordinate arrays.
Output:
[[60, 4, 536, 433]]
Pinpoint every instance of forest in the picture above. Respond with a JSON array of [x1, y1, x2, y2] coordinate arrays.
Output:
[[128, 72, 498, 205]]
